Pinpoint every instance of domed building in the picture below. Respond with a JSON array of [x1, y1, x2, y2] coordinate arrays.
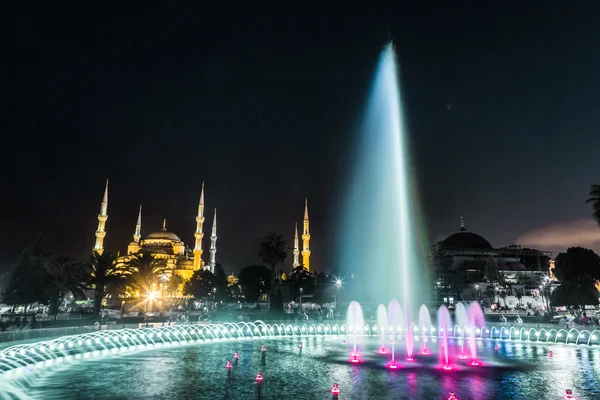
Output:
[[433, 217, 552, 305], [92, 181, 219, 286]]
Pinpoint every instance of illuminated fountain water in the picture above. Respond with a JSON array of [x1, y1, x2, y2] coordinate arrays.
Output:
[[468, 302, 485, 365], [418, 304, 432, 355], [376, 304, 389, 354], [438, 305, 453, 370], [346, 301, 365, 362], [455, 303, 469, 359]]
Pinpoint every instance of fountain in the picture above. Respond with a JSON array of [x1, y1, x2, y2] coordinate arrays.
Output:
[[346, 301, 365, 362], [455, 303, 468, 359], [468, 302, 485, 364], [418, 305, 432, 354], [376, 304, 388, 354], [438, 305, 452, 370]]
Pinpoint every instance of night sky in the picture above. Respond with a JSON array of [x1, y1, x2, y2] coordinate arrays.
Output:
[[3, 4, 600, 273]]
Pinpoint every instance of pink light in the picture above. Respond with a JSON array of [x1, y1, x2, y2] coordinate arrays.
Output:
[[379, 347, 387, 354], [421, 348, 429, 355], [255, 372, 263, 383], [470, 359, 479, 366], [387, 361, 399, 369], [564, 389, 577, 399], [443, 364, 452, 371], [494, 345, 500, 351], [458, 354, 467, 360], [261, 345, 266, 352], [331, 383, 340, 395], [549, 351, 553, 358], [406, 357, 414, 362], [447, 392, 458, 400], [350, 354, 360, 363], [226, 360, 232, 369], [234, 352, 239, 359]]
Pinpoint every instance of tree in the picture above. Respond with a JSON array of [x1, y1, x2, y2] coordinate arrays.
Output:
[[84, 251, 122, 316], [2, 240, 51, 310], [554, 247, 600, 284], [550, 281, 599, 309], [213, 263, 228, 301], [290, 265, 314, 295], [43, 256, 88, 320], [258, 233, 288, 281], [183, 269, 214, 299], [166, 274, 185, 296], [122, 253, 166, 297], [586, 184, 600, 225], [238, 265, 271, 302]]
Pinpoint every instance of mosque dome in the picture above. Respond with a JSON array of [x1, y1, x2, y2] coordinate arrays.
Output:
[[144, 219, 181, 242], [441, 217, 493, 250]]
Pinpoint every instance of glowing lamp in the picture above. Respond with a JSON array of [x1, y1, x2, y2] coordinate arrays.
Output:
[[494, 345, 500, 351], [226, 360, 232, 369], [443, 364, 452, 371], [351, 354, 359, 363], [234, 352, 239, 359], [387, 361, 399, 369], [458, 354, 467, 360], [564, 389, 577, 399], [331, 383, 340, 395], [255, 372, 263, 383], [379, 347, 387, 354], [447, 392, 458, 400], [470, 359, 479, 366], [421, 348, 429, 355], [406, 356, 414, 362], [549, 351, 553, 358]]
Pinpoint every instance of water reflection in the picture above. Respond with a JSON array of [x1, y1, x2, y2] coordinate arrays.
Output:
[[23, 336, 600, 399]]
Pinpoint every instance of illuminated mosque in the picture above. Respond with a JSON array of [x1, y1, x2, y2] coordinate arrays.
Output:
[[92, 180, 217, 282]]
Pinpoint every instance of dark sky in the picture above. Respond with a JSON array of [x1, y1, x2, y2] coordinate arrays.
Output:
[[3, 4, 600, 273]]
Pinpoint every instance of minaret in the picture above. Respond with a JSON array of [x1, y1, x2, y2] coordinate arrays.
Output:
[[301, 198, 311, 271], [460, 216, 466, 232], [127, 205, 143, 255], [208, 208, 217, 273], [134, 205, 142, 242], [293, 222, 300, 268], [93, 180, 109, 255], [193, 183, 206, 270]]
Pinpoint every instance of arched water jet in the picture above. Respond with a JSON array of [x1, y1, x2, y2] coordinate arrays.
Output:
[[438, 305, 452, 369], [455, 303, 468, 359], [376, 304, 389, 354], [346, 301, 365, 361], [467, 302, 485, 365]]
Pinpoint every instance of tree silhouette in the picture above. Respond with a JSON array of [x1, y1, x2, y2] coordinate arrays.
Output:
[[238, 265, 271, 302], [586, 184, 600, 225], [43, 256, 88, 320], [84, 251, 123, 316]]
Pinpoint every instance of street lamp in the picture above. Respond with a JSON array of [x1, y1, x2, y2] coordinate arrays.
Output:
[[299, 287, 304, 314], [334, 278, 343, 305]]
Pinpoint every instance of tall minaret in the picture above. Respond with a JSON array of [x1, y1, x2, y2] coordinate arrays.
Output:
[[127, 205, 143, 255], [292, 222, 300, 268], [301, 198, 311, 271], [93, 180, 109, 255], [208, 208, 217, 273], [193, 183, 206, 270]]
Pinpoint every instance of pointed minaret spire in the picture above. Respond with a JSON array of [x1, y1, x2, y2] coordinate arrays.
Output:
[[93, 180, 109, 255], [162, 218, 167, 231], [193, 183, 206, 270], [460, 216, 466, 232], [302, 198, 311, 271], [208, 208, 217, 273], [293, 222, 300, 268], [133, 205, 142, 243]]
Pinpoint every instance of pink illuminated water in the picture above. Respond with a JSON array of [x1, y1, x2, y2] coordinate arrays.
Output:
[[438, 305, 452, 368]]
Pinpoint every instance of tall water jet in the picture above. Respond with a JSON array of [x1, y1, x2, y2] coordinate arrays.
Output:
[[455, 303, 469, 359], [387, 299, 401, 364], [438, 305, 452, 370], [346, 301, 365, 360], [418, 305, 432, 354], [376, 304, 389, 353], [336, 42, 426, 307], [468, 302, 486, 364]]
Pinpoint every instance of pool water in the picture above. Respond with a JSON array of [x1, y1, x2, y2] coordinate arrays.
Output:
[[22, 336, 600, 399]]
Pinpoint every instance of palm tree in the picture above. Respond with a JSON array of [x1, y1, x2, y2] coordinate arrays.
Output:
[[84, 251, 122, 317], [43, 256, 88, 320], [586, 184, 600, 224], [259, 232, 287, 306], [122, 253, 166, 298]]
